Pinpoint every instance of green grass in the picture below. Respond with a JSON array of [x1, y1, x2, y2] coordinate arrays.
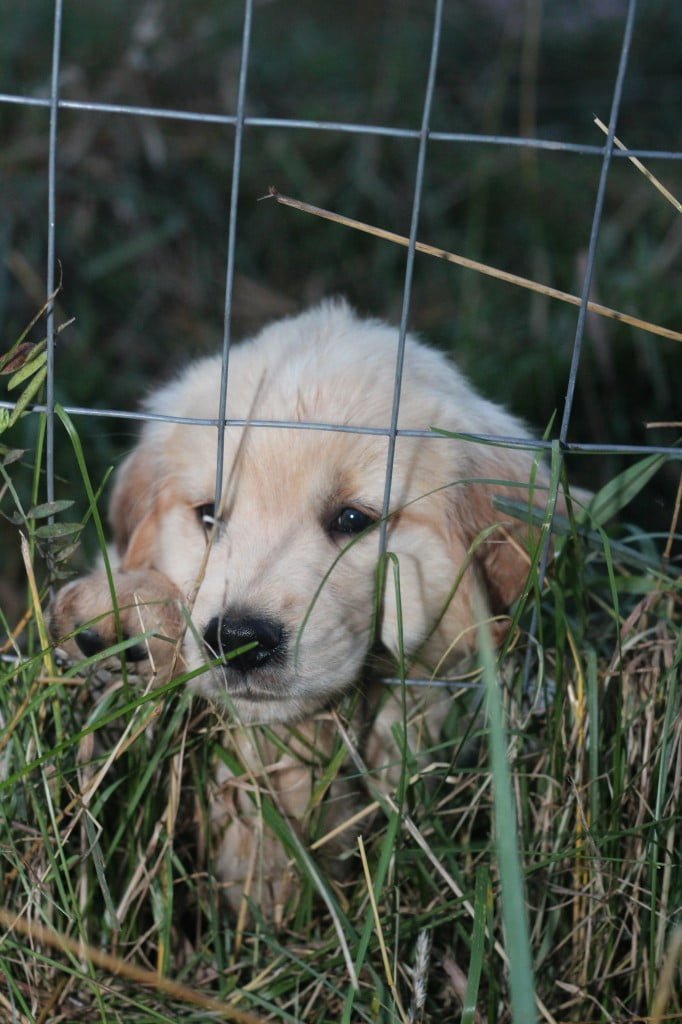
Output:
[[0, 403, 680, 1021]]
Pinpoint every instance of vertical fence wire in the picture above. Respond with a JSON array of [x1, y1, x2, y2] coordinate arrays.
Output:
[[45, 0, 64, 513], [214, 0, 254, 514], [558, 0, 638, 445], [521, 0, 639, 694], [378, 0, 444, 554]]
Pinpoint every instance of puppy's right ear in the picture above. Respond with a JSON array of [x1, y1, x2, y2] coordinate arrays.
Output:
[[108, 447, 159, 570]]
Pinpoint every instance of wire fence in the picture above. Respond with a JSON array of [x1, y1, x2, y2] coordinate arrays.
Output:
[[1, 0, 680, 651]]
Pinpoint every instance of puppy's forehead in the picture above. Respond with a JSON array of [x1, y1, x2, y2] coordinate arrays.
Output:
[[155, 312, 454, 431], [168, 417, 388, 508], [144, 304, 475, 502]]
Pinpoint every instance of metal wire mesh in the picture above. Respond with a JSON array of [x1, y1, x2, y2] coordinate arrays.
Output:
[[1, 0, 680, 647]]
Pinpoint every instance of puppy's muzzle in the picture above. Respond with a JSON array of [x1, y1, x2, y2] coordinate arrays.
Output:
[[203, 612, 286, 673]]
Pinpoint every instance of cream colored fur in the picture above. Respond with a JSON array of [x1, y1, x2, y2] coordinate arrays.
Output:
[[50, 300, 553, 914]]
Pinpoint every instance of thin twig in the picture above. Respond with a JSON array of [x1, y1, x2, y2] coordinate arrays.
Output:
[[20, 533, 54, 678], [266, 188, 681, 343], [594, 117, 682, 212], [650, 926, 682, 1022], [358, 835, 410, 1024], [0, 906, 266, 1023]]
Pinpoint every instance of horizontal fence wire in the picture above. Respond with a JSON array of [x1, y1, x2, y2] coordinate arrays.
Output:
[[0, 5, 678, 457], [0, 399, 678, 459], [1, 0, 679, 687], [1, 92, 680, 162]]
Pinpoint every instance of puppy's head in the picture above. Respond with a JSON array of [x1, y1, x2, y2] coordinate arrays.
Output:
[[109, 301, 552, 723]]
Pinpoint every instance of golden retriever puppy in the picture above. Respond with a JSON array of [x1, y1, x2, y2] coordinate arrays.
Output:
[[50, 300, 555, 913]]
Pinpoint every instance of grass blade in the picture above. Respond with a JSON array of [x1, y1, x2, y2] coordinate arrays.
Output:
[[585, 453, 667, 527], [478, 607, 537, 1023], [461, 866, 489, 1024]]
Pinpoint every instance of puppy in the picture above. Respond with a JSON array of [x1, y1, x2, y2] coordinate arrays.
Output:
[[50, 300, 557, 913]]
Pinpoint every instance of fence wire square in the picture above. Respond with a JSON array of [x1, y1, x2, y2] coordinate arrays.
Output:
[[0, 0, 679, 602]]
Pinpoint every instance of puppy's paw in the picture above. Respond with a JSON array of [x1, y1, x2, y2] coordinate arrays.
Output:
[[49, 568, 185, 683]]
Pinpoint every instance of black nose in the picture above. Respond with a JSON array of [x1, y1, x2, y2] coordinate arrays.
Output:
[[203, 613, 286, 673]]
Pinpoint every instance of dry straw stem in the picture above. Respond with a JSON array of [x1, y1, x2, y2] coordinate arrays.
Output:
[[0, 906, 266, 1024], [357, 834, 410, 1024], [650, 926, 682, 1021], [0, 603, 33, 655], [267, 189, 682, 344], [662, 471, 682, 566], [19, 533, 54, 679], [593, 116, 682, 213]]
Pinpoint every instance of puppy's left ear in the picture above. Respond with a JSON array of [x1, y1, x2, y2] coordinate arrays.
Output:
[[454, 447, 552, 614], [108, 446, 161, 570]]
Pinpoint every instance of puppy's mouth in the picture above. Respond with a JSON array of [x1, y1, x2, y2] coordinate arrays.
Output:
[[213, 670, 287, 703]]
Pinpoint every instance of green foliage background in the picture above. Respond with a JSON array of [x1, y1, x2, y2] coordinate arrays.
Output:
[[1, 0, 680, 548]]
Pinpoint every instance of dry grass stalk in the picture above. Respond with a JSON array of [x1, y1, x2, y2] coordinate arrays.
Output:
[[593, 116, 682, 213], [0, 906, 266, 1022], [266, 188, 682, 344], [358, 834, 410, 1024], [408, 929, 432, 1023]]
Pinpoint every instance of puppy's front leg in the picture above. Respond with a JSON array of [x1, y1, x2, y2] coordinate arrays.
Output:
[[49, 568, 184, 683]]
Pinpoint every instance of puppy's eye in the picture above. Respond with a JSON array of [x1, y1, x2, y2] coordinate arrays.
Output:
[[195, 503, 217, 531], [328, 506, 376, 536]]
